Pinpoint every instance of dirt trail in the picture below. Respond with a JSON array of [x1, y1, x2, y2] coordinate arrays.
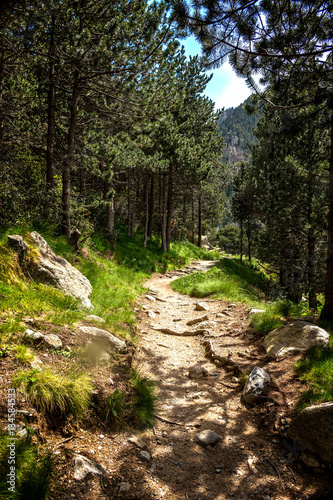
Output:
[[126, 260, 328, 500]]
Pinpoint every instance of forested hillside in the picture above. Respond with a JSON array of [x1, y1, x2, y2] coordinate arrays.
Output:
[[0, 0, 225, 250], [218, 98, 260, 164]]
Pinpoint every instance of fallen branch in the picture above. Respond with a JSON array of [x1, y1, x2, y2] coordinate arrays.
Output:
[[155, 415, 184, 426], [51, 435, 76, 452]]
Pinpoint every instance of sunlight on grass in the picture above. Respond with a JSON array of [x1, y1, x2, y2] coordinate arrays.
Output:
[[295, 345, 333, 410], [12, 368, 94, 419]]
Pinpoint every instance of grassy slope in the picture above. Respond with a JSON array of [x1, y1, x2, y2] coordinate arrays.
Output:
[[0, 227, 218, 499]]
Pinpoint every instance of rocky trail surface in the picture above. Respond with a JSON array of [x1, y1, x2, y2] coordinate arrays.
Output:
[[109, 260, 330, 500], [50, 260, 331, 500]]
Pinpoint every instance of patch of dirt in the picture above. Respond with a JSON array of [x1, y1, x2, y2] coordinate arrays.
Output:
[[1, 260, 332, 499]]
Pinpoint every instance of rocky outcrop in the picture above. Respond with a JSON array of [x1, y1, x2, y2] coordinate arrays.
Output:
[[28, 232, 93, 309], [243, 367, 270, 404], [263, 321, 329, 358], [288, 402, 333, 463]]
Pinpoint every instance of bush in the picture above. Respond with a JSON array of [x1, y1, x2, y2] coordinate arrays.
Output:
[[12, 369, 93, 420]]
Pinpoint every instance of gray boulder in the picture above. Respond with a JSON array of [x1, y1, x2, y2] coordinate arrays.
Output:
[[263, 321, 329, 358], [288, 402, 333, 463], [28, 232, 93, 309], [243, 367, 270, 404], [79, 326, 127, 354]]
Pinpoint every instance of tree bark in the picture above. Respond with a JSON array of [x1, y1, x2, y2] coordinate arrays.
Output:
[[143, 171, 149, 247], [320, 113, 333, 319], [62, 70, 80, 237], [147, 173, 154, 238], [161, 171, 167, 252], [0, 50, 4, 144], [198, 193, 202, 248], [191, 190, 195, 244], [166, 164, 174, 251], [46, 14, 56, 191], [127, 172, 132, 237], [106, 180, 115, 234], [307, 231, 317, 310], [240, 220, 243, 263]]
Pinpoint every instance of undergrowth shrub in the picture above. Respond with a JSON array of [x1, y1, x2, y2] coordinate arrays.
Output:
[[250, 300, 304, 334], [0, 433, 53, 500], [295, 345, 333, 410], [12, 369, 93, 420], [130, 369, 157, 428]]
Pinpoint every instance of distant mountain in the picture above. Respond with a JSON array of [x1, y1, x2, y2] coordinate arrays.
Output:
[[218, 97, 260, 164]]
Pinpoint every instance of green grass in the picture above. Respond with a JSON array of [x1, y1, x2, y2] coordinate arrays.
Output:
[[250, 300, 304, 334], [0, 433, 53, 500], [295, 345, 333, 410], [171, 257, 268, 306], [12, 369, 94, 420], [130, 369, 157, 428], [113, 232, 219, 274]]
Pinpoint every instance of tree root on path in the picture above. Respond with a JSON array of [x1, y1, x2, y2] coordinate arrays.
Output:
[[155, 415, 184, 426], [203, 340, 244, 376], [154, 328, 208, 336]]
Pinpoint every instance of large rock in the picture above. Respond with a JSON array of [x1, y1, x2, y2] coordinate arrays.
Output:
[[243, 367, 270, 404], [263, 321, 329, 358], [28, 232, 93, 309], [78, 326, 127, 354], [288, 402, 333, 463]]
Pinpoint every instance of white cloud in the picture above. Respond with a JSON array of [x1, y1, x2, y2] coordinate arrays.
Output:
[[204, 62, 252, 110]]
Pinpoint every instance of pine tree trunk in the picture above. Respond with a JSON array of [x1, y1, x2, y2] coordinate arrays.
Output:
[[127, 173, 132, 237], [143, 172, 149, 248], [320, 113, 333, 319], [247, 220, 251, 262], [191, 190, 195, 244], [106, 180, 115, 234], [147, 174, 154, 238], [308, 231, 317, 310], [161, 171, 167, 252], [62, 71, 80, 237], [0, 50, 4, 144], [240, 220, 243, 263], [198, 194, 202, 248], [166, 165, 174, 251], [46, 14, 56, 191]]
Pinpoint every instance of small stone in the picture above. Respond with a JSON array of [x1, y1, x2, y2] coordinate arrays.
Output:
[[188, 364, 208, 379], [194, 429, 222, 448], [145, 295, 156, 302], [186, 315, 209, 326], [25, 329, 44, 341], [148, 311, 156, 319], [119, 482, 131, 493], [139, 450, 151, 462], [44, 333, 62, 348], [73, 455, 106, 480], [195, 302, 209, 311], [86, 315, 105, 323], [249, 309, 265, 315], [128, 436, 147, 450]]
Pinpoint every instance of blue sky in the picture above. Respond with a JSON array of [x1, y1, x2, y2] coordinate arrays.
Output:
[[181, 36, 252, 110]]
